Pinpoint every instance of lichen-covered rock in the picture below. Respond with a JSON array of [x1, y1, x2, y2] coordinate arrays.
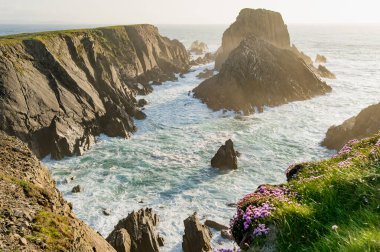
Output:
[[0, 25, 189, 160], [0, 131, 116, 252], [215, 8, 291, 69], [182, 213, 212, 252], [211, 139, 238, 169], [322, 102, 380, 150], [106, 208, 162, 252], [194, 36, 331, 114]]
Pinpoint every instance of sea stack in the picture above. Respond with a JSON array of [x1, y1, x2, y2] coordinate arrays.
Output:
[[193, 8, 331, 114]]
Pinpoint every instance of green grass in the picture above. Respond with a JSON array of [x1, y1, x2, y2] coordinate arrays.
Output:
[[240, 134, 380, 251], [29, 211, 74, 251]]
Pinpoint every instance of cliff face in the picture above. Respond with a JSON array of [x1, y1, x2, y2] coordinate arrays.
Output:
[[322, 102, 380, 150], [0, 132, 115, 251], [215, 8, 290, 69], [193, 36, 331, 114], [0, 25, 189, 159]]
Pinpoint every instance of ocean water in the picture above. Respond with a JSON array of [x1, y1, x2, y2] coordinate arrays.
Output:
[[2, 24, 380, 250]]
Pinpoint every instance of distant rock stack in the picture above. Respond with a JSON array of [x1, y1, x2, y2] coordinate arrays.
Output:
[[322, 102, 380, 150], [193, 8, 332, 114], [215, 8, 291, 70]]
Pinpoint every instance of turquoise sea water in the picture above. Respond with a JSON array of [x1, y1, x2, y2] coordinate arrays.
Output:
[[2, 24, 380, 250]]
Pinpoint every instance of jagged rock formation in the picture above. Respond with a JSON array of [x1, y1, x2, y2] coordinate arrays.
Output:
[[106, 208, 163, 252], [189, 41, 208, 55], [215, 8, 291, 70], [190, 52, 216, 66], [194, 36, 331, 114], [322, 102, 380, 150], [315, 54, 327, 63], [211, 139, 238, 169], [182, 213, 212, 252], [0, 131, 116, 251], [317, 65, 336, 79], [0, 25, 189, 160]]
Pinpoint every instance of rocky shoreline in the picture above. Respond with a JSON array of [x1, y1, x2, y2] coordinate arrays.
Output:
[[0, 25, 190, 160]]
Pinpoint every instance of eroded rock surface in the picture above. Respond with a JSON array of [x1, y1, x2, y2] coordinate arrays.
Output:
[[0, 25, 189, 159], [182, 213, 212, 252], [0, 131, 116, 252], [194, 36, 331, 114], [322, 102, 380, 150], [215, 8, 291, 69], [189, 41, 208, 55], [106, 208, 162, 252], [211, 139, 238, 170]]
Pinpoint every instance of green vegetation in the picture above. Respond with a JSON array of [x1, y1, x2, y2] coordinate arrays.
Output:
[[29, 211, 73, 251], [231, 134, 380, 251]]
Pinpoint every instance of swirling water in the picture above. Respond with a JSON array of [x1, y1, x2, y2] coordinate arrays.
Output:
[[4, 24, 378, 250]]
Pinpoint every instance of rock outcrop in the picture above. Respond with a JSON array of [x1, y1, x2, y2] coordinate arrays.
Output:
[[317, 65, 336, 79], [315, 54, 327, 63], [106, 208, 162, 252], [215, 8, 291, 69], [194, 36, 331, 114], [189, 41, 208, 55], [211, 139, 238, 170], [196, 69, 214, 79], [190, 52, 216, 66], [0, 25, 189, 160], [322, 102, 380, 150], [0, 131, 116, 251], [182, 213, 212, 252]]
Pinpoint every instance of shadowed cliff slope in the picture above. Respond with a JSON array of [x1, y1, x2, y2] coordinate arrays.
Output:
[[0, 25, 189, 159], [323, 102, 380, 150], [0, 132, 116, 251]]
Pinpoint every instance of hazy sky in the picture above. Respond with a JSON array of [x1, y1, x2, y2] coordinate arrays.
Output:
[[1, 0, 380, 25]]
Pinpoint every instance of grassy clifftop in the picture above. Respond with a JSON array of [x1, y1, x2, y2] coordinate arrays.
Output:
[[230, 134, 380, 251]]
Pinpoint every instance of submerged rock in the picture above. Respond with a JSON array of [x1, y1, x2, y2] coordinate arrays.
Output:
[[71, 185, 81, 193], [322, 102, 380, 150], [106, 208, 162, 252], [137, 99, 148, 107], [211, 139, 238, 170], [182, 213, 212, 252], [215, 8, 291, 69], [189, 41, 209, 55], [194, 36, 331, 114], [315, 54, 327, 63]]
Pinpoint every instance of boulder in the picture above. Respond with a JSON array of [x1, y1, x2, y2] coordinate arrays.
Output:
[[204, 220, 228, 231], [221, 229, 234, 241], [196, 69, 214, 79], [194, 36, 331, 114], [322, 102, 380, 150], [189, 41, 209, 55], [215, 8, 291, 69], [211, 139, 238, 170], [315, 54, 327, 63], [317, 65, 336, 79], [182, 213, 212, 252], [72, 185, 81, 193], [106, 208, 162, 252], [137, 99, 148, 107]]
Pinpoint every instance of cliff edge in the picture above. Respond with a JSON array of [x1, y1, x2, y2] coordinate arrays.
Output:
[[0, 25, 189, 159]]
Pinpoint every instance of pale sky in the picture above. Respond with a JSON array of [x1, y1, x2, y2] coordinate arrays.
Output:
[[1, 0, 380, 25]]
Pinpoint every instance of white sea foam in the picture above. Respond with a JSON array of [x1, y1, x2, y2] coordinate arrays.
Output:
[[43, 25, 380, 251]]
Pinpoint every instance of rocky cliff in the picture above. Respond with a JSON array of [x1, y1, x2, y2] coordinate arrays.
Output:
[[215, 8, 290, 69], [0, 25, 189, 159], [193, 36, 331, 114], [322, 102, 380, 150], [0, 131, 115, 251]]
